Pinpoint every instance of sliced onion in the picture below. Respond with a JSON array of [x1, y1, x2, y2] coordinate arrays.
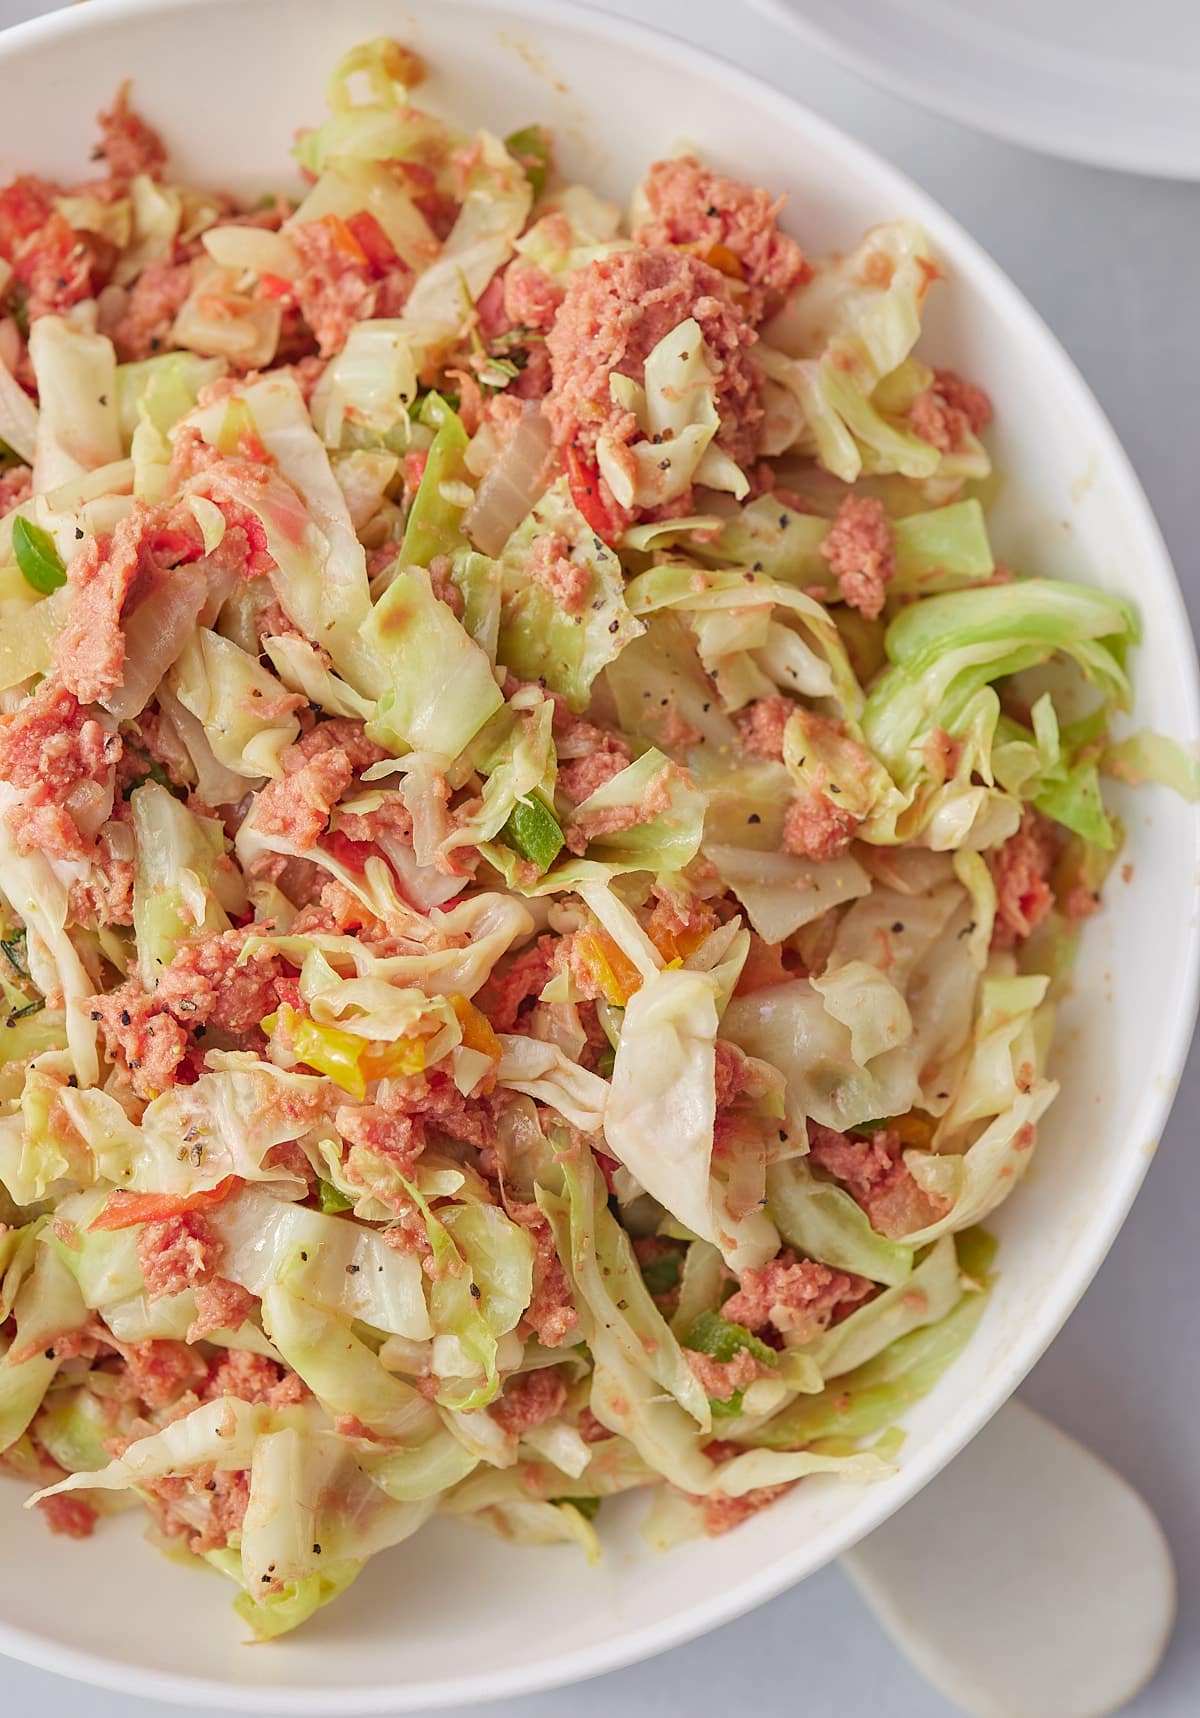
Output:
[[100, 816, 135, 863], [0, 354, 37, 465], [201, 225, 302, 280], [156, 684, 252, 806], [172, 263, 282, 369], [379, 834, 467, 911], [462, 401, 553, 556], [100, 562, 208, 721], [198, 554, 240, 630], [64, 776, 115, 844]]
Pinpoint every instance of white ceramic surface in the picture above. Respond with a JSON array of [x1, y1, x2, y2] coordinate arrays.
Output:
[[845, 1401, 1178, 1718], [0, 0, 1196, 1710], [750, 0, 1200, 180]]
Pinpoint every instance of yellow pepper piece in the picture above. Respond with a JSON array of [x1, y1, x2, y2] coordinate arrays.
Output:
[[890, 1111, 935, 1151], [266, 1004, 369, 1099], [358, 1036, 427, 1083]]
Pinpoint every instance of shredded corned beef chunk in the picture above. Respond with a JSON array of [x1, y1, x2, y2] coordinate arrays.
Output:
[[488, 1367, 567, 1438], [735, 694, 793, 762], [807, 1123, 953, 1238], [989, 808, 1059, 949], [819, 495, 896, 620], [632, 154, 810, 316], [723, 1250, 871, 1339], [137, 1212, 223, 1298], [545, 247, 763, 469], [782, 791, 861, 862], [0, 678, 121, 858]]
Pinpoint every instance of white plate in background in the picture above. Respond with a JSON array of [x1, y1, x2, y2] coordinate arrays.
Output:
[[752, 0, 1200, 179]]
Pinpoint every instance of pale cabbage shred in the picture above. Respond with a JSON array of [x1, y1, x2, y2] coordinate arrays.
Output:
[[0, 33, 1180, 1644]]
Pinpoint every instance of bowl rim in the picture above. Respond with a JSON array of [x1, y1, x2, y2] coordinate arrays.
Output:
[[0, 0, 1197, 1709]]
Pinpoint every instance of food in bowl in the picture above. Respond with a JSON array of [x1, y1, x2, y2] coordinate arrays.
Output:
[[0, 36, 1189, 1641]]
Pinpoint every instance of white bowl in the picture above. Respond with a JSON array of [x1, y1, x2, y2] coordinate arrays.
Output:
[[0, 0, 1196, 1709]]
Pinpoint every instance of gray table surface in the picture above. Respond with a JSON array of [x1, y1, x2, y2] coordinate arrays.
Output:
[[0, 0, 1197, 1713]]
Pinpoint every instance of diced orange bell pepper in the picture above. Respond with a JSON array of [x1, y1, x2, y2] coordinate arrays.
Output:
[[450, 993, 502, 1061], [702, 241, 744, 280], [573, 928, 642, 1008], [316, 211, 368, 264], [358, 1036, 428, 1083], [889, 1112, 935, 1151]]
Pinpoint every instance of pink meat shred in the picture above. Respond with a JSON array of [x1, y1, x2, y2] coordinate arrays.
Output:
[[502, 260, 564, 330], [154, 924, 285, 1034], [0, 464, 32, 515], [699, 1480, 794, 1537], [203, 1350, 306, 1408], [289, 218, 411, 357], [683, 1345, 763, 1402], [253, 746, 354, 851], [95, 83, 167, 181], [782, 791, 860, 862], [100, 258, 193, 361], [186, 1277, 258, 1344], [735, 694, 793, 762], [54, 499, 208, 706], [38, 1494, 99, 1539], [527, 532, 590, 613], [632, 155, 810, 317], [509, 1198, 580, 1348], [0, 678, 121, 859], [136, 1212, 223, 1299], [91, 983, 190, 1098], [819, 495, 896, 620], [807, 1122, 953, 1238], [489, 1367, 567, 1438], [545, 247, 763, 469], [910, 367, 994, 454], [120, 1338, 207, 1409], [555, 718, 633, 806], [722, 1249, 870, 1339], [564, 760, 677, 856], [989, 807, 1058, 949]]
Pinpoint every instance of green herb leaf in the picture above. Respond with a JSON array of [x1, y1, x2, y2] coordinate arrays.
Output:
[[504, 125, 551, 199], [0, 932, 29, 980], [13, 516, 67, 595], [317, 1177, 354, 1215], [639, 1250, 682, 1298], [685, 1309, 776, 1368]]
